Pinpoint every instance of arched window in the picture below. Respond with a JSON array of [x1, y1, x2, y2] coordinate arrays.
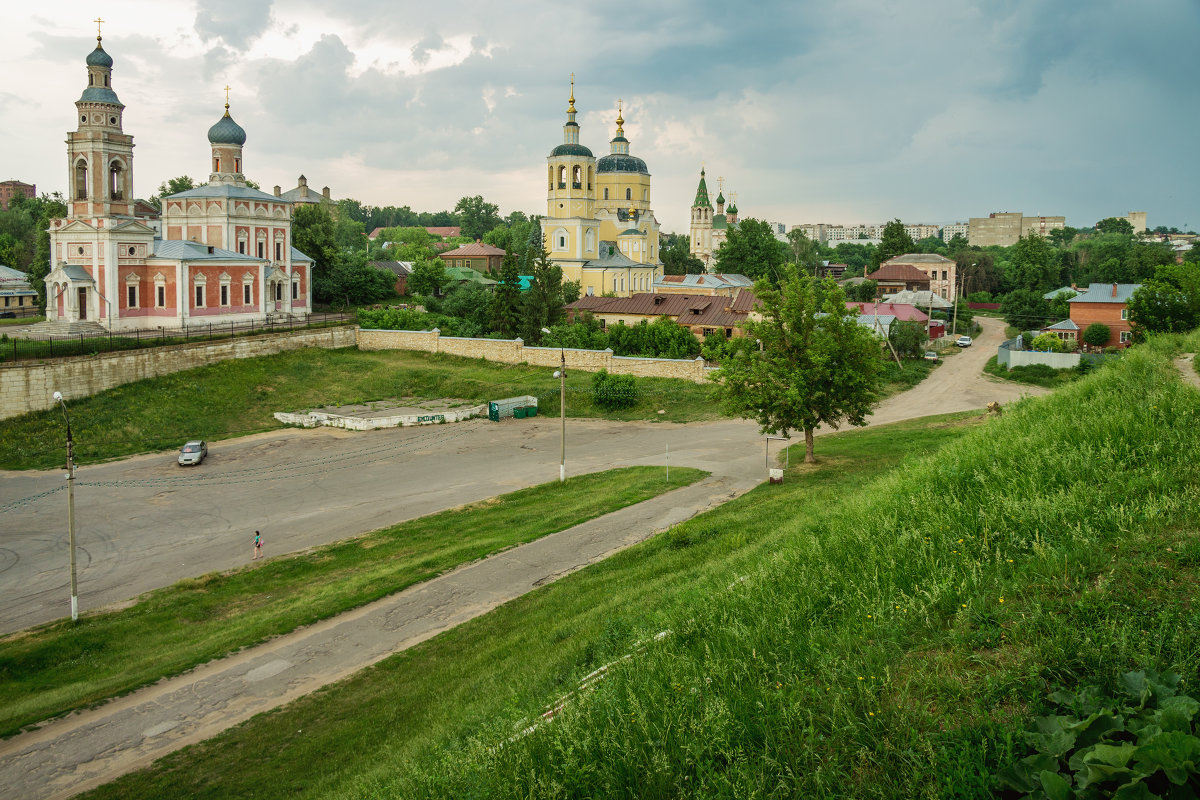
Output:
[[75, 160, 88, 200], [572, 165, 582, 188], [234, 158, 240, 173], [603, 188, 609, 200], [558, 166, 566, 187], [109, 161, 123, 200], [88, 74, 94, 86], [213, 157, 221, 172], [548, 166, 554, 190], [625, 188, 632, 200]]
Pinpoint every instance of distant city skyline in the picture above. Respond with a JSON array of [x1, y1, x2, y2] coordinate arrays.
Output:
[[4, 0, 1197, 233]]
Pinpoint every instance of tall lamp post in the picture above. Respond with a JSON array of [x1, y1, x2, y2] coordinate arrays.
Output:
[[542, 327, 566, 482], [52, 391, 79, 622]]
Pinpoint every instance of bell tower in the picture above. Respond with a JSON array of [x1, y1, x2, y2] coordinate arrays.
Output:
[[207, 87, 248, 185], [689, 166, 714, 267], [544, 75, 599, 270], [67, 19, 135, 220]]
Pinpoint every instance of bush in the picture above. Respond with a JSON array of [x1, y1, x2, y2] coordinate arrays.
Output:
[[1029, 332, 1069, 352], [967, 290, 993, 303], [591, 369, 638, 410], [1083, 322, 1111, 348]]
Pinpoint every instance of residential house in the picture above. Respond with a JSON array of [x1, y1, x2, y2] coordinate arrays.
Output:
[[0, 264, 39, 315], [879, 253, 957, 300], [438, 241, 506, 274], [1067, 283, 1141, 348], [866, 262, 931, 298], [881, 289, 954, 311], [0, 180, 35, 211], [651, 273, 752, 297], [1040, 318, 1080, 343], [845, 301, 928, 323], [369, 260, 412, 296], [567, 291, 755, 340], [443, 265, 498, 292]]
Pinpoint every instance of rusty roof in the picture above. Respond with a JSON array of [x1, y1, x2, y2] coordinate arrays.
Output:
[[439, 242, 506, 258], [867, 263, 933, 282]]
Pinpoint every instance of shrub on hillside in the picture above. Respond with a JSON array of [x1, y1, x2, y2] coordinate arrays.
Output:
[[591, 369, 638, 410], [1030, 332, 1070, 353]]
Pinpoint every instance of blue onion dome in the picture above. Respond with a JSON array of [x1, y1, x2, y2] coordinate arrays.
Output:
[[597, 153, 649, 175], [550, 142, 593, 157], [87, 39, 113, 67], [208, 107, 247, 145]]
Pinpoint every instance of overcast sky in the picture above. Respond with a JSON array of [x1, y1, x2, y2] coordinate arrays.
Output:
[[5, 0, 1198, 233]]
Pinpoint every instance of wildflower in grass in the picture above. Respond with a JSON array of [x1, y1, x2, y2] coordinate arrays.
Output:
[[869, 711, 875, 717], [857, 676, 864, 681], [961, 603, 967, 608], [999, 597, 1005, 603]]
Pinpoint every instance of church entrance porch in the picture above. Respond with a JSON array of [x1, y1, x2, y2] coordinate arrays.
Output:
[[78, 288, 88, 320]]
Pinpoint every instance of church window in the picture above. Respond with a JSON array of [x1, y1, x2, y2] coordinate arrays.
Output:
[[572, 165, 581, 189], [109, 162, 123, 200], [74, 160, 88, 200], [625, 188, 632, 200], [257, 242, 264, 258], [275, 283, 283, 301], [558, 235, 566, 248], [81, 115, 87, 124], [558, 166, 566, 188], [128, 246, 136, 256], [603, 188, 609, 200], [238, 240, 246, 255], [127, 285, 137, 308], [104, 74, 109, 87], [213, 157, 221, 172], [275, 242, 282, 261], [220, 285, 230, 306], [234, 158, 240, 173], [243, 284, 252, 305], [292, 280, 299, 300], [157, 286, 165, 308], [588, 167, 593, 190], [89, 74, 94, 86], [195, 285, 205, 307]]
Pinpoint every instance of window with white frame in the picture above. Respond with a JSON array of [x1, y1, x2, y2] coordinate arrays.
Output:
[[219, 273, 232, 307], [1120, 330, 1132, 343], [194, 274, 206, 307], [291, 279, 299, 300], [125, 274, 139, 308], [1121, 308, 1128, 320], [243, 284, 252, 305]]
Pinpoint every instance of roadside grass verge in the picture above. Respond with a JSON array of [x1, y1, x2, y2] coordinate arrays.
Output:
[[984, 353, 1084, 388], [79, 336, 1200, 799], [0, 466, 706, 738], [0, 348, 721, 470], [877, 357, 938, 398], [77, 411, 986, 799]]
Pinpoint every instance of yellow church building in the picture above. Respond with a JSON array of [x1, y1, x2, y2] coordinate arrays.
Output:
[[543, 81, 661, 297]]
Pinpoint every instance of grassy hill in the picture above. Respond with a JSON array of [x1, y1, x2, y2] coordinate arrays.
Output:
[[78, 334, 1200, 799]]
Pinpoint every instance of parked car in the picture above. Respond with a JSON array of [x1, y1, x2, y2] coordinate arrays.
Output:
[[923, 350, 938, 361], [955, 336, 973, 347], [0, 311, 15, 319], [178, 440, 208, 466]]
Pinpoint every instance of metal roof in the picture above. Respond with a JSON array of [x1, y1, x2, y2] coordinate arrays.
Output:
[[868, 263, 932, 282], [152, 239, 265, 261], [1068, 283, 1141, 304], [168, 184, 281, 203], [1044, 319, 1080, 331]]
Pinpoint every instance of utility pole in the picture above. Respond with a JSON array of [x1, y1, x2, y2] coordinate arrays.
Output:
[[53, 391, 79, 622]]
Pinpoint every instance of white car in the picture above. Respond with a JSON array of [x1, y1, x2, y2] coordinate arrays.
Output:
[[955, 336, 973, 347], [178, 440, 208, 466]]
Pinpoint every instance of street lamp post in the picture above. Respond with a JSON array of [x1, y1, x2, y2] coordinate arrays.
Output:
[[542, 327, 566, 482], [52, 391, 79, 623]]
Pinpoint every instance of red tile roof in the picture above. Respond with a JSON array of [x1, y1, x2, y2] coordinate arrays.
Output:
[[438, 242, 506, 258], [567, 292, 754, 329], [867, 263, 932, 282]]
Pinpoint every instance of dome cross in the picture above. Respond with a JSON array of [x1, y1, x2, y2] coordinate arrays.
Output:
[[94, 17, 104, 39]]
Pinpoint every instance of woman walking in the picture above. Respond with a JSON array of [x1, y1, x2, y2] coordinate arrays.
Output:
[[253, 531, 263, 561]]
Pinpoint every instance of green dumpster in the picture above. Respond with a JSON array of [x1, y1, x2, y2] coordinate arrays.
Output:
[[514, 407, 527, 419]]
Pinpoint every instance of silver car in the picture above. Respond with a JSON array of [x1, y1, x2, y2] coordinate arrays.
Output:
[[178, 440, 208, 466]]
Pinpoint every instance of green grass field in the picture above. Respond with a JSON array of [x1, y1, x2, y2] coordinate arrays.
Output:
[[78, 332, 1200, 799], [983, 353, 1085, 388], [0, 466, 705, 738], [0, 346, 937, 471], [0, 348, 723, 470]]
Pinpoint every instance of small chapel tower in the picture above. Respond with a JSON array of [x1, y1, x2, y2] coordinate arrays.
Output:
[[689, 167, 714, 268], [208, 87, 248, 185]]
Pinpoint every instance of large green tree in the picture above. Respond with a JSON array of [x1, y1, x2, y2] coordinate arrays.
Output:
[[407, 258, 449, 297], [712, 265, 883, 463], [1127, 262, 1200, 339], [1007, 233, 1060, 292], [148, 176, 201, 211], [713, 218, 789, 281], [490, 248, 523, 337], [872, 219, 916, 268], [454, 195, 501, 240], [1095, 217, 1135, 236], [786, 228, 821, 275], [520, 248, 566, 343], [1000, 288, 1052, 331], [661, 234, 705, 275], [313, 251, 395, 308]]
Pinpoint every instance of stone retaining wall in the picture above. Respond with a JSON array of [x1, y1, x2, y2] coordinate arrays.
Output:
[[274, 403, 487, 431], [1, 326, 356, 420], [357, 328, 714, 382]]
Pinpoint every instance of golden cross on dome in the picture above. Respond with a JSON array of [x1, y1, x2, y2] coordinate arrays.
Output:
[[717, 176, 725, 192], [568, 73, 576, 112], [94, 17, 104, 39], [224, 85, 231, 103], [731, 191, 738, 205]]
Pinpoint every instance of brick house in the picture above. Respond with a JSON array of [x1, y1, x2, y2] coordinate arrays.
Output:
[[1067, 283, 1140, 348], [878, 253, 957, 299], [866, 263, 931, 298], [0, 180, 36, 210], [438, 241, 506, 273]]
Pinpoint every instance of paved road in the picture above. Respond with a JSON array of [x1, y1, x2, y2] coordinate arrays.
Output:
[[0, 315, 1044, 798], [0, 316, 1031, 635]]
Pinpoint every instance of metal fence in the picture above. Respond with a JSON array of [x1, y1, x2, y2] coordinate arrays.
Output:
[[0, 313, 355, 363]]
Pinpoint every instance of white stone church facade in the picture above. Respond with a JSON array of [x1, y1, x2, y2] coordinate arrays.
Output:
[[44, 33, 312, 332]]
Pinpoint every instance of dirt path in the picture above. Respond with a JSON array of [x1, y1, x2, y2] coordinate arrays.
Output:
[[1175, 353, 1200, 390], [0, 317, 1051, 799]]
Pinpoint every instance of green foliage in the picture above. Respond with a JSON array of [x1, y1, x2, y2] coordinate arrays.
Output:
[[356, 306, 481, 337], [490, 249, 523, 338], [1083, 323, 1111, 348], [700, 332, 755, 362], [999, 670, 1200, 798], [406, 258, 449, 298], [147, 175, 199, 211], [967, 290, 994, 302], [591, 369, 638, 410], [1030, 332, 1070, 353], [519, 248, 566, 343], [786, 228, 821, 274], [1095, 216, 1136, 236], [661, 235, 705, 275], [888, 319, 928, 358], [713, 218, 789, 282], [0, 192, 66, 308], [440, 283, 493, 331], [844, 279, 879, 302], [1128, 263, 1200, 339], [313, 251, 395, 308], [872, 218, 916, 267], [712, 265, 882, 461], [1008, 233, 1062, 292], [983, 354, 1086, 387], [832, 241, 877, 273], [605, 316, 702, 359], [453, 195, 501, 240], [1002, 288, 1053, 329]]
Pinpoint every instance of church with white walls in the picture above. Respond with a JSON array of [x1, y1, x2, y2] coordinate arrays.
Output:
[[44, 31, 313, 332]]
